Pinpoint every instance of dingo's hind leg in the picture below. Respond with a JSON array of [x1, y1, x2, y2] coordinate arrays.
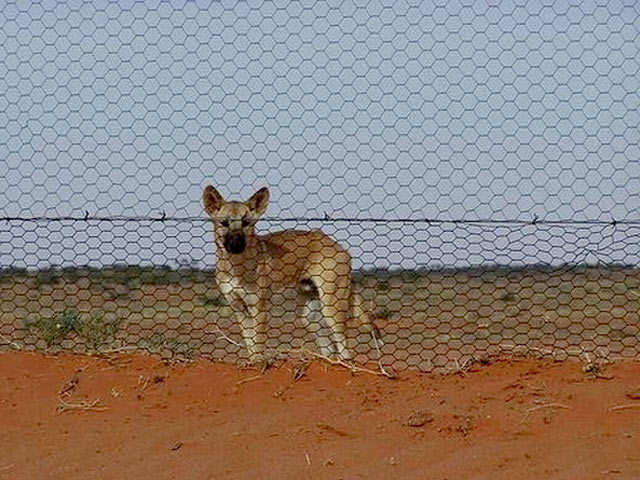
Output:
[[311, 268, 352, 361], [297, 280, 336, 357]]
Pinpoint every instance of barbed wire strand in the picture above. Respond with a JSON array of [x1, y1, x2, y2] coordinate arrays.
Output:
[[1, 215, 639, 226]]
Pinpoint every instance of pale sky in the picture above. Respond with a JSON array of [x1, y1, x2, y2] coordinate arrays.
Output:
[[0, 0, 638, 270]]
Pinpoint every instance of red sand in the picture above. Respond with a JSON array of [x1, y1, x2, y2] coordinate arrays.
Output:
[[1, 352, 640, 480]]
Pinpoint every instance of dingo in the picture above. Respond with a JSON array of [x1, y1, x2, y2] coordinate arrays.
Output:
[[203, 185, 374, 364]]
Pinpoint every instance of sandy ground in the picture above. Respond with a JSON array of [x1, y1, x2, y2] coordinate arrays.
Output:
[[1, 352, 640, 480]]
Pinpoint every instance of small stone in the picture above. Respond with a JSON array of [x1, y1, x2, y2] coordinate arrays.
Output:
[[625, 387, 640, 400], [404, 410, 434, 427]]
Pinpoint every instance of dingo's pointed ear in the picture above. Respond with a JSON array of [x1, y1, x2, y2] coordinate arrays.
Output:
[[203, 185, 225, 215], [246, 187, 269, 217]]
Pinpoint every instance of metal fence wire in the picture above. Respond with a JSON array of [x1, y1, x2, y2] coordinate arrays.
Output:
[[1, 1, 639, 372], [2, 217, 640, 372]]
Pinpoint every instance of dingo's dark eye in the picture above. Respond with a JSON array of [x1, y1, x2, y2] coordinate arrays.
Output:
[[241, 217, 250, 227], [221, 220, 229, 228]]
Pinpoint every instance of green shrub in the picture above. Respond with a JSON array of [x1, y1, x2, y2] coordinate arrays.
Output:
[[25, 309, 121, 350]]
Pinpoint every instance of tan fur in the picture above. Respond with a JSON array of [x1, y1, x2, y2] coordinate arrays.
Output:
[[203, 185, 372, 362]]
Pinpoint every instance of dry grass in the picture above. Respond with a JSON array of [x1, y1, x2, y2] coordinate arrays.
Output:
[[55, 369, 107, 413], [56, 397, 107, 413]]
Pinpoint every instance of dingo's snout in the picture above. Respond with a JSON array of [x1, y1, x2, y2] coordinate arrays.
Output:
[[223, 232, 246, 254]]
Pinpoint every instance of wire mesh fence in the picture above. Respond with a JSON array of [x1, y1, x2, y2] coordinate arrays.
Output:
[[1, 2, 639, 372], [1, 215, 639, 372]]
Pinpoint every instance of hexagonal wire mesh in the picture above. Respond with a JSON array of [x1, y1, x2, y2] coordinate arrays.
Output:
[[0, 1, 639, 372]]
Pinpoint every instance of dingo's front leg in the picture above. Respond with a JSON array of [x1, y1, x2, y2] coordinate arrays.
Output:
[[224, 294, 265, 365], [242, 294, 269, 366]]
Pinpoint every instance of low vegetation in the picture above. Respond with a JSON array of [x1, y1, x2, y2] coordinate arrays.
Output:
[[25, 309, 121, 350]]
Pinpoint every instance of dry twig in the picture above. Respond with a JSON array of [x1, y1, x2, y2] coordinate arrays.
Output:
[[236, 374, 263, 386], [58, 373, 80, 398], [137, 374, 150, 396], [0, 334, 20, 349], [447, 358, 474, 376], [56, 397, 106, 413], [371, 327, 396, 379], [524, 402, 571, 419], [212, 325, 396, 379], [94, 346, 138, 356], [291, 359, 311, 381], [285, 346, 396, 378], [609, 404, 640, 412], [211, 327, 243, 348]]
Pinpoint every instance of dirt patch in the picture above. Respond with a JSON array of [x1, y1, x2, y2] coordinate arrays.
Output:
[[1, 352, 640, 479]]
